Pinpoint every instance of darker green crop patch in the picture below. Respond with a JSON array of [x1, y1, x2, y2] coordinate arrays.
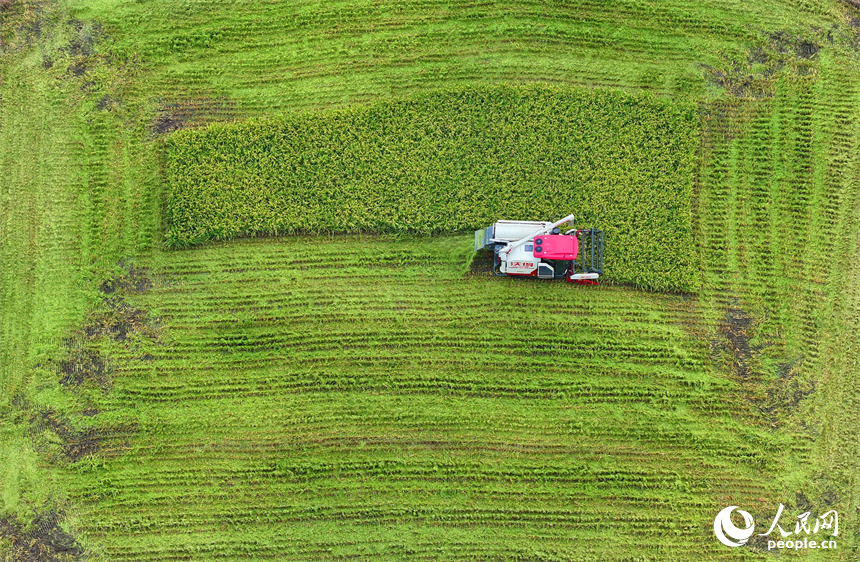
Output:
[[165, 85, 699, 291]]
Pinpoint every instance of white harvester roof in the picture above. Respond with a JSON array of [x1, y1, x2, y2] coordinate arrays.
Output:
[[491, 220, 554, 241]]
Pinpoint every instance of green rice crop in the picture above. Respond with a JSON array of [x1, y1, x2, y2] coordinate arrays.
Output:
[[3, 0, 860, 560], [166, 85, 700, 291]]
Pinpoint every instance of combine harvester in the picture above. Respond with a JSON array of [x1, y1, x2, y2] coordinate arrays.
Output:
[[474, 213, 603, 284]]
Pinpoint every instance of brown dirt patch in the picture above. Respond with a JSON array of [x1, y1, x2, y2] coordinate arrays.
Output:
[[761, 357, 814, 424], [151, 96, 237, 136], [30, 408, 137, 463], [95, 93, 114, 111], [100, 261, 153, 294], [58, 344, 111, 389], [715, 302, 813, 428], [56, 266, 161, 390], [719, 306, 754, 379], [67, 60, 87, 77], [64, 19, 102, 58], [83, 296, 159, 342], [702, 30, 820, 98], [0, 510, 83, 562]]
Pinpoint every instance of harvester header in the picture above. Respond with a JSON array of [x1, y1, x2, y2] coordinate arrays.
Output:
[[474, 214, 603, 284]]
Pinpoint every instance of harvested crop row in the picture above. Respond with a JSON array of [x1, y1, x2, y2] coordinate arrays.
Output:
[[66, 234, 776, 560], [165, 85, 699, 291]]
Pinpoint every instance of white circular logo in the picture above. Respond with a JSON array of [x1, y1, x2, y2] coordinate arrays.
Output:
[[714, 506, 755, 547]]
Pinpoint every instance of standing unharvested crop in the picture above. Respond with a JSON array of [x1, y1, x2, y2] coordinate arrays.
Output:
[[165, 85, 699, 291]]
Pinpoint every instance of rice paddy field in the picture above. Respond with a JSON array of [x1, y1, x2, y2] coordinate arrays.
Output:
[[1, 0, 860, 560]]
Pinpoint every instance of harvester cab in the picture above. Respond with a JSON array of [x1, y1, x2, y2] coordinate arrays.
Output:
[[474, 213, 603, 284]]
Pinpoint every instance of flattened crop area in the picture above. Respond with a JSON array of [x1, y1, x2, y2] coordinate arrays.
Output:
[[65, 236, 780, 560]]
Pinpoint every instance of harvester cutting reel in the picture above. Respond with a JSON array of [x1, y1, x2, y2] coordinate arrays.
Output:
[[474, 213, 603, 284]]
